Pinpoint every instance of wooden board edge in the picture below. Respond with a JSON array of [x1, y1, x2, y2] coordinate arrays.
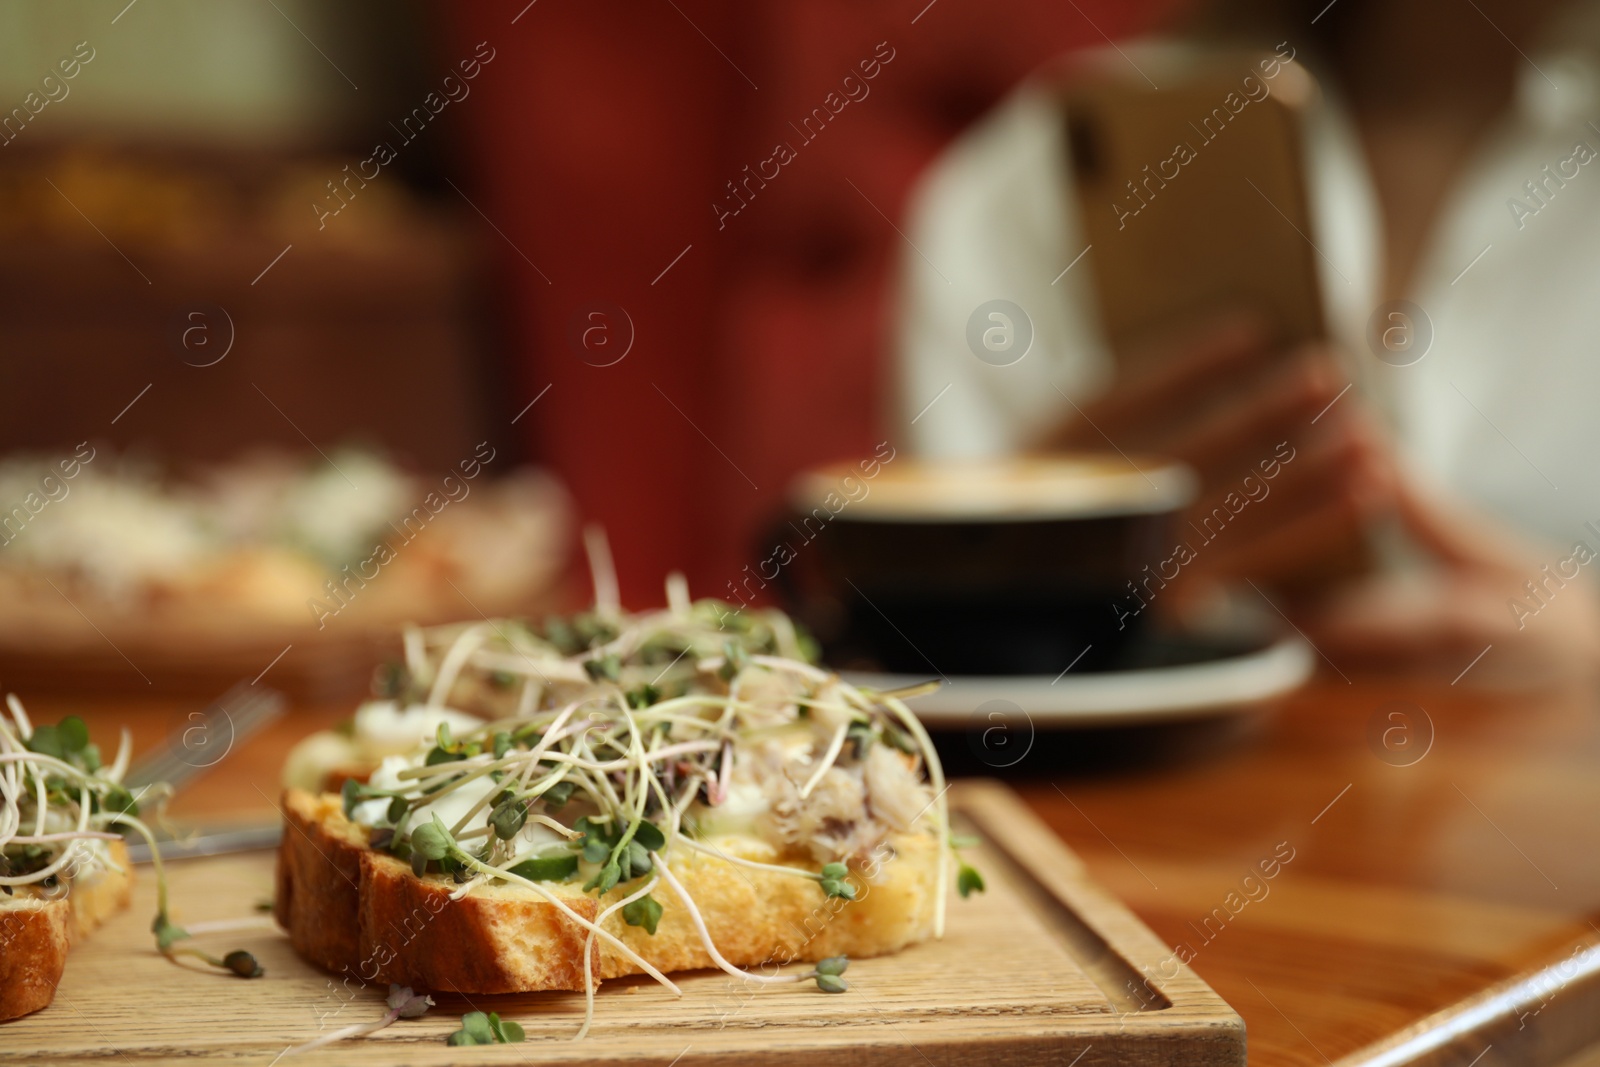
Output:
[[951, 779, 1246, 1056]]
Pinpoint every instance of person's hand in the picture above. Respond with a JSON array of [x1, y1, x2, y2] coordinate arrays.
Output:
[[1046, 313, 1395, 587], [1289, 470, 1600, 683], [1044, 313, 1600, 681]]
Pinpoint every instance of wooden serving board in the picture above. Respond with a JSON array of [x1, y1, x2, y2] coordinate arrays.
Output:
[[5, 781, 1244, 1065]]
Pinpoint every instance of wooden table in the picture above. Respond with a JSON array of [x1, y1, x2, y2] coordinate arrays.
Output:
[[34, 671, 1600, 1066]]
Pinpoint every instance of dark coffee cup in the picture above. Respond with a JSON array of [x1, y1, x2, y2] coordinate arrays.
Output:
[[774, 455, 1195, 676]]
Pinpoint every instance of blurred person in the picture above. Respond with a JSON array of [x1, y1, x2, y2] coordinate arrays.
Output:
[[896, 0, 1600, 679]]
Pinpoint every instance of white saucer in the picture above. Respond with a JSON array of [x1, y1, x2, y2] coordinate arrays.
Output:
[[844, 635, 1314, 728]]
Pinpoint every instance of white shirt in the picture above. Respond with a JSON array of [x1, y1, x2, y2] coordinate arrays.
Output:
[[895, 12, 1600, 552]]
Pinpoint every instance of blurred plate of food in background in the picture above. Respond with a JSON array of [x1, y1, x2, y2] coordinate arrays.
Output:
[[0, 446, 571, 699]]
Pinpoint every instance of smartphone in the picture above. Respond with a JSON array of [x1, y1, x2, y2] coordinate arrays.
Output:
[[1062, 47, 1322, 356], [1061, 51, 1378, 588]]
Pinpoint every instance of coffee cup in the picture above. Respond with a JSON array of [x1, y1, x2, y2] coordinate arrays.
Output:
[[773, 454, 1196, 676]]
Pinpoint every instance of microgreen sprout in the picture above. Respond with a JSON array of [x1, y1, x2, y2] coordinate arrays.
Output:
[[489, 793, 526, 839], [819, 861, 857, 900], [407, 813, 459, 877], [626, 684, 660, 709], [446, 1010, 526, 1046], [716, 640, 750, 682], [285, 984, 433, 1056], [949, 833, 986, 899], [621, 892, 663, 934], [804, 955, 851, 993], [506, 852, 579, 882], [151, 910, 264, 976], [341, 778, 410, 821], [583, 653, 622, 683]]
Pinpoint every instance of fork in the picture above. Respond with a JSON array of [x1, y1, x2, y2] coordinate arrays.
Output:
[[123, 681, 286, 795], [121, 681, 287, 863]]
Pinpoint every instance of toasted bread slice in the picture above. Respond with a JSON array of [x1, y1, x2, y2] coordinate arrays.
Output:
[[0, 840, 133, 1022], [275, 789, 938, 994]]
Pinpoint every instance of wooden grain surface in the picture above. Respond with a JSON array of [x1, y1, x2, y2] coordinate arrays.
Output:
[[16, 671, 1600, 1065], [993, 675, 1600, 1067], [0, 781, 1242, 1066]]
